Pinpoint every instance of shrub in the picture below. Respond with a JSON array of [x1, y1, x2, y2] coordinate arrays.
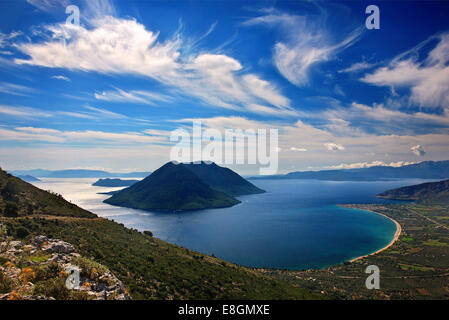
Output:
[[0, 270, 12, 294], [34, 262, 62, 282], [34, 277, 70, 300], [19, 267, 36, 284], [16, 226, 30, 239], [4, 202, 18, 217], [143, 230, 153, 237], [71, 256, 108, 282]]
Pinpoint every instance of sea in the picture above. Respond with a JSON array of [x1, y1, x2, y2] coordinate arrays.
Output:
[[30, 178, 432, 270]]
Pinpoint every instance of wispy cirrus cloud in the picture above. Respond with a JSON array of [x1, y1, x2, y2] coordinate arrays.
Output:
[[338, 61, 376, 73], [94, 87, 171, 106], [26, 0, 70, 13], [242, 7, 363, 86], [51, 75, 70, 81], [13, 13, 295, 116], [0, 126, 168, 144], [0, 82, 37, 96], [0, 105, 52, 118], [58, 105, 131, 121], [83, 105, 127, 119], [0, 103, 129, 121], [361, 32, 449, 109], [300, 100, 449, 136]]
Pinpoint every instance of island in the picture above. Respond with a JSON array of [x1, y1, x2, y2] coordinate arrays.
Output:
[[92, 178, 139, 187], [103, 161, 264, 212]]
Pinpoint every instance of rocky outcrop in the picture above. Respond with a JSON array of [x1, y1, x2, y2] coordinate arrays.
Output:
[[0, 230, 130, 300]]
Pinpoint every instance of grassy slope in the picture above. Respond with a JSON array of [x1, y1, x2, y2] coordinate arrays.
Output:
[[2, 216, 319, 299], [0, 168, 319, 299], [0, 168, 94, 218]]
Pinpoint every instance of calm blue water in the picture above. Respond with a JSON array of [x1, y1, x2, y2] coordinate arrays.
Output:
[[91, 179, 429, 270], [34, 178, 430, 270]]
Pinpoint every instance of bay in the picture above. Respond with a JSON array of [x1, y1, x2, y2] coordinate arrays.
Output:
[[31, 178, 430, 270]]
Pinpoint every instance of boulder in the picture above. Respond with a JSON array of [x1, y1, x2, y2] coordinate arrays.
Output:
[[42, 240, 75, 254], [31, 235, 49, 246]]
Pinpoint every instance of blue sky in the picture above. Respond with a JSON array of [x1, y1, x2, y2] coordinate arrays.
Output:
[[0, 0, 449, 174]]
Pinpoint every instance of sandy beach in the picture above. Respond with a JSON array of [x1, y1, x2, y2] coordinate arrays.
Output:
[[347, 208, 402, 263]]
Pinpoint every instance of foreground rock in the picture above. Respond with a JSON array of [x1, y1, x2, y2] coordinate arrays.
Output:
[[0, 230, 130, 300]]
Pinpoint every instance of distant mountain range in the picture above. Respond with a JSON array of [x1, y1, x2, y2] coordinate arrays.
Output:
[[377, 179, 449, 203], [104, 161, 264, 212], [92, 178, 139, 187], [10, 169, 151, 178], [250, 160, 449, 181]]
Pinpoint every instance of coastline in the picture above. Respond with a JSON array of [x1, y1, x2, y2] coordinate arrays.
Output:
[[338, 204, 402, 263]]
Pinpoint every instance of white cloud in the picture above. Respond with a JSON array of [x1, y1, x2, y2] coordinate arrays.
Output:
[[338, 61, 375, 73], [0, 105, 52, 118], [0, 127, 64, 142], [26, 0, 115, 19], [3, 114, 449, 173], [0, 103, 131, 122], [0, 145, 171, 172], [290, 147, 307, 152], [411, 144, 425, 156], [83, 105, 127, 119], [51, 75, 70, 81], [171, 115, 449, 173], [243, 8, 362, 86], [362, 32, 449, 108], [0, 82, 36, 96], [95, 87, 171, 105], [324, 142, 345, 151], [307, 101, 449, 135], [14, 15, 294, 116], [0, 126, 167, 144], [320, 161, 416, 170], [242, 74, 290, 108], [26, 0, 70, 12], [247, 104, 298, 116]]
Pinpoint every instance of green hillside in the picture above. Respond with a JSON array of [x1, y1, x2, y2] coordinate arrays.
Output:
[[0, 168, 94, 218], [104, 162, 240, 211], [377, 179, 449, 203]]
